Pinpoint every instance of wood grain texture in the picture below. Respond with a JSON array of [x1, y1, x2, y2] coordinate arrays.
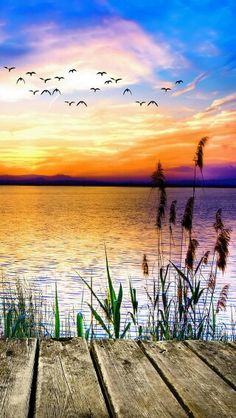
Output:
[[91, 339, 187, 418], [0, 338, 37, 418], [35, 338, 109, 418], [185, 341, 236, 389], [140, 341, 236, 418]]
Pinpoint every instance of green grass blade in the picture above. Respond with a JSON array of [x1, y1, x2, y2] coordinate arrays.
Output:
[[88, 303, 113, 338], [54, 283, 60, 338], [76, 312, 84, 338]]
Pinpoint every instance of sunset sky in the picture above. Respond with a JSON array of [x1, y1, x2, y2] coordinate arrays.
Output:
[[0, 0, 235, 182]]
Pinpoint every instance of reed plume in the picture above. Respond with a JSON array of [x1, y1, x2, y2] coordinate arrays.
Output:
[[195, 136, 208, 171], [203, 250, 210, 264], [169, 200, 177, 232], [214, 228, 231, 272], [185, 238, 199, 270], [216, 284, 230, 313], [182, 197, 194, 234], [152, 162, 167, 230], [207, 273, 216, 290], [213, 208, 224, 232], [142, 254, 149, 276]]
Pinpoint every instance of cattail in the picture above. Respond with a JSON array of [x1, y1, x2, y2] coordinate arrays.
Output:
[[142, 254, 149, 276], [216, 284, 230, 313], [169, 200, 177, 232], [185, 238, 199, 270], [182, 197, 194, 234], [203, 250, 210, 264], [177, 279, 183, 305], [213, 208, 224, 232], [207, 273, 216, 290], [214, 228, 231, 272], [195, 136, 208, 171]]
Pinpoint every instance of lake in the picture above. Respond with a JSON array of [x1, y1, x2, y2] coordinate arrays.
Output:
[[0, 186, 235, 335]]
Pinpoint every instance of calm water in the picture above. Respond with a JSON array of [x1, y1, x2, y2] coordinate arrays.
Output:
[[0, 186, 235, 331]]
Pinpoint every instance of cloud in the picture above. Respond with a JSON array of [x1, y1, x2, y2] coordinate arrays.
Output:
[[172, 72, 208, 97], [205, 92, 236, 112]]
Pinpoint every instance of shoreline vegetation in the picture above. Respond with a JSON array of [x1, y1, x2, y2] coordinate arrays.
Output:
[[0, 137, 235, 341]]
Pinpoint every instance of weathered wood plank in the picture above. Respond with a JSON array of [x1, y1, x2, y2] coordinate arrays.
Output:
[[35, 338, 109, 418], [185, 341, 236, 389], [0, 338, 37, 418], [140, 341, 236, 418], [91, 339, 187, 418]]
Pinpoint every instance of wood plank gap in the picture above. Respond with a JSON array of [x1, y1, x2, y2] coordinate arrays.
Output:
[[183, 341, 236, 391], [28, 338, 39, 418], [90, 343, 115, 418], [138, 342, 194, 418]]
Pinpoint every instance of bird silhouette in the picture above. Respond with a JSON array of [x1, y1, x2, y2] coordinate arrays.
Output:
[[29, 90, 39, 95], [123, 88, 132, 95], [40, 77, 51, 83], [41, 90, 51, 95], [26, 71, 36, 76], [69, 69, 77, 73], [54, 76, 65, 81], [77, 101, 87, 107], [97, 71, 107, 76], [136, 101, 146, 106], [16, 77, 25, 84], [111, 78, 122, 83], [175, 80, 183, 84], [4, 66, 15, 72], [52, 88, 61, 95], [161, 87, 171, 92], [104, 80, 112, 84], [90, 88, 100, 92], [147, 101, 158, 107], [65, 101, 75, 106]]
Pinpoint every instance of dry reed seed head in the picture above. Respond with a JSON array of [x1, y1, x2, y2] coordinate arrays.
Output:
[[185, 238, 199, 270], [207, 273, 216, 290], [182, 197, 194, 232], [213, 208, 224, 232], [156, 188, 167, 230], [216, 284, 230, 313], [169, 200, 177, 225], [214, 228, 231, 272], [142, 254, 149, 276], [203, 250, 210, 264], [151, 161, 165, 188], [195, 136, 208, 171]]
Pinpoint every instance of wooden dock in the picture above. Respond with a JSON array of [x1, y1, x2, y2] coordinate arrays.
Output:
[[0, 339, 235, 417]]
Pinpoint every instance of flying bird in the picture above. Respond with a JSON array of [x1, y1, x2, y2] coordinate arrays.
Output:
[[147, 101, 158, 107], [54, 76, 65, 81], [123, 88, 132, 95], [26, 71, 36, 76], [111, 78, 122, 83], [65, 101, 75, 106], [77, 101, 87, 107], [97, 71, 107, 76], [104, 80, 112, 84], [29, 90, 39, 95], [16, 77, 25, 84], [175, 80, 183, 84], [40, 77, 51, 83], [52, 88, 61, 95], [69, 69, 77, 73], [136, 101, 146, 106], [4, 66, 15, 72], [161, 87, 171, 92], [90, 87, 100, 92], [41, 89, 51, 95]]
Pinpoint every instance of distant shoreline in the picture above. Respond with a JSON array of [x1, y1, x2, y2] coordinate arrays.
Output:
[[0, 183, 235, 188]]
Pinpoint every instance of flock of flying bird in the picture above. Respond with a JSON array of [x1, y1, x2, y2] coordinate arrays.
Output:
[[3, 65, 184, 108]]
